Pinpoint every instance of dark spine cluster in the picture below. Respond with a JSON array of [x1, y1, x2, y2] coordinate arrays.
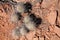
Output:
[[16, 12, 22, 20], [23, 2, 32, 13], [29, 14, 42, 27]]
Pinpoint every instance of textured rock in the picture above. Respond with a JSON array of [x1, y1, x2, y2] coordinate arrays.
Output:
[[47, 11, 56, 25], [0, 0, 60, 40]]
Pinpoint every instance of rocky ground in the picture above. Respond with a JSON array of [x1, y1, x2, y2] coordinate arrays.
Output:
[[0, 0, 60, 40]]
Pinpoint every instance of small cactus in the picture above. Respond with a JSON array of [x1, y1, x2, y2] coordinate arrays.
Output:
[[10, 12, 22, 23], [23, 15, 36, 31], [12, 25, 29, 38], [15, 2, 25, 13]]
